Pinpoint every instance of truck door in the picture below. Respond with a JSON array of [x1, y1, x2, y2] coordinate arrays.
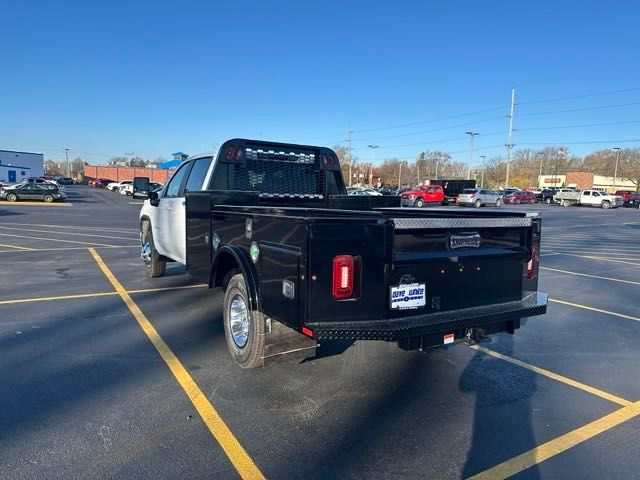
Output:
[[581, 191, 594, 205], [589, 191, 602, 206], [155, 162, 190, 262]]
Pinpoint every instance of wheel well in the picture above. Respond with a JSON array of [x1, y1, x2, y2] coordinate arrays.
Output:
[[212, 252, 241, 289]]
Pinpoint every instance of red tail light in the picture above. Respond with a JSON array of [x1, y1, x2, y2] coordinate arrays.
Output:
[[332, 255, 354, 299], [225, 146, 236, 161], [527, 246, 538, 279]]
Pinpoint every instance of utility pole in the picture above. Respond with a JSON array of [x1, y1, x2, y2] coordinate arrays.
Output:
[[434, 159, 439, 180], [64, 148, 70, 177], [367, 145, 379, 186], [398, 161, 403, 187], [348, 121, 353, 187], [505, 88, 516, 187], [465, 131, 479, 180], [479, 155, 486, 188], [613, 147, 621, 191], [537, 151, 544, 179]]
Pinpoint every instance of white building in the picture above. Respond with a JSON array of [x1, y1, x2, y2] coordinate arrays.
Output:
[[0, 150, 44, 183]]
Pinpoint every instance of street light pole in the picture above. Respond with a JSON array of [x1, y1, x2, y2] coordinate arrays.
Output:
[[64, 148, 70, 177], [367, 145, 379, 186], [479, 155, 486, 188], [465, 131, 479, 180], [398, 161, 404, 187], [613, 147, 621, 191]]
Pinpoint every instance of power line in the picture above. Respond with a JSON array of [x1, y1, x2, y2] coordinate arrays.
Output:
[[517, 87, 640, 105], [350, 116, 505, 143], [517, 119, 640, 131], [519, 139, 640, 146], [519, 101, 640, 116]]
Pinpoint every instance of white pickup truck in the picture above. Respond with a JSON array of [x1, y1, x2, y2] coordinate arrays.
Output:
[[554, 189, 623, 209]]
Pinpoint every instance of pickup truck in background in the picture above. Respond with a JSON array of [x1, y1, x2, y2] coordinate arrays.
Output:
[[133, 139, 547, 368], [400, 185, 445, 207], [554, 189, 623, 209]]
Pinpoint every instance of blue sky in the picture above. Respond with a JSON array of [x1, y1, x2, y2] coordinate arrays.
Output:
[[2, 0, 640, 165]]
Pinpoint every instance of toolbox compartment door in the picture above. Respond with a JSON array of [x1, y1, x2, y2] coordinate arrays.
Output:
[[259, 242, 301, 328]]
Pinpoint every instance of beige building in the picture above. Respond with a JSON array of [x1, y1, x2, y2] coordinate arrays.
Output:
[[538, 172, 636, 193]]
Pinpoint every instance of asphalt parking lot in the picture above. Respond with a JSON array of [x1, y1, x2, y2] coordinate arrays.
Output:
[[1, 187, 639, 479]]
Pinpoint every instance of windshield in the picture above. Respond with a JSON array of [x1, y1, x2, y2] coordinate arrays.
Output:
[[462, 189, 478, 194]]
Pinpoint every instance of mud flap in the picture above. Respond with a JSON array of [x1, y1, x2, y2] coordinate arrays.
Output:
[[261, 318, 317, 366]]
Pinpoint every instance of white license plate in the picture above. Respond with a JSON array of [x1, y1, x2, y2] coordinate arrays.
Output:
[[390, 283, 426, 310]]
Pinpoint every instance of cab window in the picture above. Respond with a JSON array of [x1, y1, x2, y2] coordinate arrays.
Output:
[[164, 163, 190, 198], [184, 157, 213, 193]]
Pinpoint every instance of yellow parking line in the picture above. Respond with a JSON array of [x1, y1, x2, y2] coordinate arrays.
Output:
[[467, 401, 640, 480], [0, 201, 72, 207], [88, 248, 265, 480], [0, 243, 34, 251], [470, 346, 632, 407], [549, 298, 640, 323], [0, 284, 208, 305], [552, 253, 640, 267], [0, 245, 139, 253], [541, 267, 640, 286], [0, 232, 116, 247], [0, 225, 137, 241], [0, 222, 138, 233], [0, 291, 118, 305]]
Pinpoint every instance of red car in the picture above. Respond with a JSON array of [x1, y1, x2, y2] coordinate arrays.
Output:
[[400, 185, 445, 207], [503, 190, 536, 204], [615, 190, 637, 200], [89, 178, 114, 188]]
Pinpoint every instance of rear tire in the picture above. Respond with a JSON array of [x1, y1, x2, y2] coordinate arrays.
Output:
[[43, 194, 54, 203], [141, 221, 166, 278], [495, 198, 503, 207], [223, 274, 264, 369], [545, 197, 551, 204], [6, 193, 17, 202]]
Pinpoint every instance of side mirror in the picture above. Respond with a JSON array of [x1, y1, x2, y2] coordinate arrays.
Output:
[[132, 176, 150, 199], [149, 190, 160, 207]]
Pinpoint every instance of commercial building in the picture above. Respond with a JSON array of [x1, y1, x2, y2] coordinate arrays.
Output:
[[538, 172, 636, 193], [0, 149, 44, 182]]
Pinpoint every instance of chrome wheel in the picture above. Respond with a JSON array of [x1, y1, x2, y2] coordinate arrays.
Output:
[[140, 242, 151, 266], [229, 295, 249, 348]]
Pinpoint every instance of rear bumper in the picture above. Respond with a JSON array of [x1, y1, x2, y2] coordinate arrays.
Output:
[[306, 292, 548, 341]]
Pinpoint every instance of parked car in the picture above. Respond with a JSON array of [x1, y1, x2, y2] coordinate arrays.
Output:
[[121, 182, 162, 196], [615, 190, 637, 200], [623, 194, 640, 208], [89, 178, 114, 188], [106, 180, 133, 191], [0, 182, 67, 202], [456, 188, 503, 207], [535, 188, 556, 204], [425, 179, 476, 204], [58, 177, 75, 185], [401, 185, 445, 207], [555, 189, 623, 208], [503, 190, 537, 204]]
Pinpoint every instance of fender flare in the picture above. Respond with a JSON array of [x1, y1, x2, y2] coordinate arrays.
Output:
[[210, 245, 259, 311]]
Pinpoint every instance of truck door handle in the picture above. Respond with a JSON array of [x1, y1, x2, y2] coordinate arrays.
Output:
[[181, 200, 186, 206]]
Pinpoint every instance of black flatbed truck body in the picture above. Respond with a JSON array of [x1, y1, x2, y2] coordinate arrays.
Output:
[[184, 139, 546, 365]]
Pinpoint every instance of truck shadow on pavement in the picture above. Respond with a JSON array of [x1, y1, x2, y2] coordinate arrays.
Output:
[[460, 335, 539, 479]]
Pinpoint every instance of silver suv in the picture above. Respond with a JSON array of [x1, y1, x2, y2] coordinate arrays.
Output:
[[456, 188, 503, 208]]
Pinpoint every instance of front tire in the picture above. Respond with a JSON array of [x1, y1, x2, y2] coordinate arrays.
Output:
[[141, 221, 166, 278], [43, 194, 54, 203], [474, 199, 482, 208], [495, 198, 503, 207], [223, 274, 265, 369], [602, 201, 610, 209], [414, 198, 424, 208]]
